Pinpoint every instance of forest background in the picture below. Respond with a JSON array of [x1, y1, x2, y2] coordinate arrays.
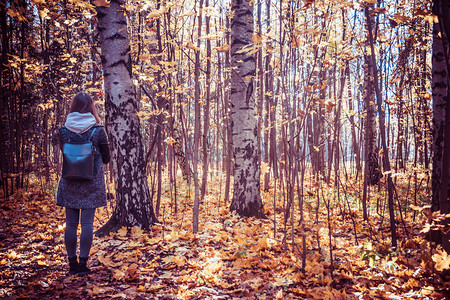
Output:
[[1, 0, 450, 298]]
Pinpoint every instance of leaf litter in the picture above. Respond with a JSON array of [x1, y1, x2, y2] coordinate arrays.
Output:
[[0, 174, 449, 299]]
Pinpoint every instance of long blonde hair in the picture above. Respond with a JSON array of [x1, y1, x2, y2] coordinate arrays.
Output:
[[69, 92, 101, 123]]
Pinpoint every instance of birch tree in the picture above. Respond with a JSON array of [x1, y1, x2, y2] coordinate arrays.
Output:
[[229, 0, 264, 218], [431, 0, 450, 252], [362, 3, 382, 221], [95, 0, 157, 236]]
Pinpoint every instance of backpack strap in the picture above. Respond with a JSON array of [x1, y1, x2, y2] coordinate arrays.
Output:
[[88, 127, 98, 142], [62, 126, 71, 142]]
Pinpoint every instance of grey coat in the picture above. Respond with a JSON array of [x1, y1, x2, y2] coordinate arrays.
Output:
[[56, 125, 110, 209]]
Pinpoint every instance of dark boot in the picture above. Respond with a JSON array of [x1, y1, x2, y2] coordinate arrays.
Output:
[[68, 256, 78, 275], [77, 256, 92, 276]]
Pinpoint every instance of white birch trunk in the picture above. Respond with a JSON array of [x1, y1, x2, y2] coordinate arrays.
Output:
[[229, 0, 264, 218], [95, 0, 157, 235], [431, 7, 450, 252]]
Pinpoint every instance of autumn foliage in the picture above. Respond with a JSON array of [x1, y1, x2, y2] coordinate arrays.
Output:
[[1, 0, 450, 298], [1, 172, 449, 298]]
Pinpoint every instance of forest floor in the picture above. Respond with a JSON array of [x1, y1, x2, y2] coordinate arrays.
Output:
[[0, 172, 449, 299]]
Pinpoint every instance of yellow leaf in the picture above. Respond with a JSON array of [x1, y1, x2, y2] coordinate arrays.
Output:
[[165, 137, 176, 146], [233, 258, 253, 269], [137, 285, 146, 292], [432, 248, 450, 271], [394, 13, 409, 24], [125, 263, 139, 280], [89, 246, 100, 255], [147, 236, 162, 245], [130, 226, 144, 240], [148, 6, 167, 20], [117, 227, 128, 237], [409, 204, 431, 212], [364, 242, 373, 251], [258, 237, 268, 250], [98, 254, 121, 268], [325, 100, 335, 113], [200, 33, 223, 41], [420, 223, 431, 234], [252, 33, 263, 44], [92, 0, 110, 7], [216, 44, 230, 52], [37, 260, 47, 266], [180, 230, 194, 240], [112, 268, 125, 281], [186, 41, 200, 51], [261, 162, 270, 174], [127, 241, 142, 248], [173, 256, 185, 267], [162, 256, 173, 264], [38, 8, 50, 19], [6, 251, 18, 260], [88, 286, 101, 296], [421, 286, 434, 296]]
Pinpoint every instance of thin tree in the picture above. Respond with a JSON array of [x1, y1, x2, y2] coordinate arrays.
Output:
[[201, 0, 212, 199], [362, 2, 382, 221], [365, 6, 397, 247], [193, 0, 204, 233]]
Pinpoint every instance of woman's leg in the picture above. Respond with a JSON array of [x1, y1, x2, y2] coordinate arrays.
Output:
[[64, 208, 80, 257], [78, 208, 95, 275], [79, 208, 96, 257]]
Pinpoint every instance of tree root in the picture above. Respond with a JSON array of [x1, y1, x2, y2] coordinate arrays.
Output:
[[95, 213, 121, 237]]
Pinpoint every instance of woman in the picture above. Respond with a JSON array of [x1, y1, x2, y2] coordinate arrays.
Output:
[[56, 92, 110, 276]]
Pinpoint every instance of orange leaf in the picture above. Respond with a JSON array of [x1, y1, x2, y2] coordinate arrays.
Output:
[[252, 33, 263, 44], [92, 0, 110, 7], [216, 44, 230, 52]]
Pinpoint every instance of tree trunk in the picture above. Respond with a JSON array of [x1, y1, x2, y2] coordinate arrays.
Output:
[[347, 66, 361, 177], [363, 45, 382, 186], [362, 4, 382, 221], [192, 0, 203, 233], [229, 0, 264, 218], [365, 7, 397, 247], [223, 15, 232, 204], [364, 2, 382, 185], [432, 0, 450, 252], [256, 0, 264, 180], [95, 0, 157, 236], [265, 0, 275, 191], [201, 0, 211, 199]]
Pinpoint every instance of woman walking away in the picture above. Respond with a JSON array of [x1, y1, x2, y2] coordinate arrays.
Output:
[[56, 92, 110, 276]]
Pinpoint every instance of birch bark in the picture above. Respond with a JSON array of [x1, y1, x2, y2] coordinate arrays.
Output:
[[229, 0, 264, 218], [95, 0, 157, 235], [431, 0, 450, 252]]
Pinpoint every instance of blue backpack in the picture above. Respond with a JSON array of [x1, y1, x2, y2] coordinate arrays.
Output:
[[61, 127, 98, 180]]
